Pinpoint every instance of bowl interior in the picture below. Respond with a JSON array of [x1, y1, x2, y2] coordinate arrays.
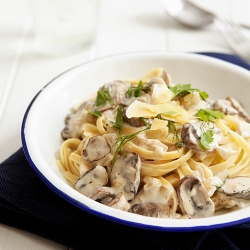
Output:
[[22, 51, 250, 231]]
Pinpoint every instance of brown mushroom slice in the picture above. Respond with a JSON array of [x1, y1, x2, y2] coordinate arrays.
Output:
[[142, 77, 174, 104], [181, 122, 221, 155], [61, 100, 95, 140], [212, 191, 250, 210], [213, 99, 238, 115], [177, 175, 215, 218], [161, 70, 171, 86], [89, 186, 114, 200], [83, 136, 111, 161], [227, 96, 250, 123], [111, 153, 141, 201], [120, 93, 151, 107], [181, 123, 202, 153], [218, 176, 250, 200], [130, 202, 169, 217], [74, 165, 108, 197], [96, 80, 131, 111], [89, 186, 130, 211], [129, 176, 179, 218], [122, 106, 147, 127], [100, 192, 130, 211], [83, 133, 117, 167]]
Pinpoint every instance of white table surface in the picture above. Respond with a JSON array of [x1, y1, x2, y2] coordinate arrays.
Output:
[[1, 0, 250, 249]]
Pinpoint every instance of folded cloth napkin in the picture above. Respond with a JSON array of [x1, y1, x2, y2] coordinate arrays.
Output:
[[0, 53, 250, 250]]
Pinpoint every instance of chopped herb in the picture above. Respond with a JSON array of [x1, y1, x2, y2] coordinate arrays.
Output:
[[96, 87, 114, 108], [87, 110, 102, 117], [140, 117, 150, 126], [112, 126, 150, 165], [126, 81, 143, 98], [199, 91, 209, 100], [167, 120, 179, 141], [112, 105, 123, 135], [199, 130, 214, 150], [169, 84, 209, 100], [197, 109, 225, 122], [215, 174, 229, 190], [153, 114, 182, 149]]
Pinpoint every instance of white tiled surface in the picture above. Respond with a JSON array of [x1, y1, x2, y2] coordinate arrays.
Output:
[[0, 0, 249, 249]]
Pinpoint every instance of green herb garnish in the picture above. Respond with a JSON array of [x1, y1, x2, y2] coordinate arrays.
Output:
[[87, 110, 102, 117], [112, 105, 123, 135], [199, 129, 214, 150], [112, 126, 150, 165], [215, 174, 229, 190], [169, 84, 208, 100], [196, 109, 224, 150], [167, 120, 181, 148], [126, 81, 143, 98], [197, 109, 225, 122], [96, 87, 114, 108]]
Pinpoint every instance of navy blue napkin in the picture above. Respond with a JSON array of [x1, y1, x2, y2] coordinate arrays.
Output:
[[0, 53, 249, 250]]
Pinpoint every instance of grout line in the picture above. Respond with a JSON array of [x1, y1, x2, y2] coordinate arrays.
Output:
[[0, 16, 33, 122]]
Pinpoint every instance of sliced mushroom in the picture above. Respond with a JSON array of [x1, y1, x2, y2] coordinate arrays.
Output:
[[122, 106, 146, 127], [212, 191, 250, 210], [89, 186, 114, 201], [227, 96, 250, 123], [83, 133, 117, 167], [61, 100, 95, 140], [161, 70, 171, 86], [130, 202, 170, 217], [96, 80, 131, 111], [83, 136, 110, 161], [89, 186, 130, 211], [181, 122, 221, 155], [110, 153, 141, 201], [202, 170, 228, 197], [213, 99, 238, 115], [218, 176, 250, 200], [181, 123, 201, 153], [129, 176, 179, 218], [142, 77, 174, 104], [177, 174, 215, 218], [74, 165, 108, 197], [120, 93, 151, 107], [99, 192, 130, 211]]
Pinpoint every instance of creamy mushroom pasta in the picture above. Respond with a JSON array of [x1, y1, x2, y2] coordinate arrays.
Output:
[[57, 68, 250, 219]]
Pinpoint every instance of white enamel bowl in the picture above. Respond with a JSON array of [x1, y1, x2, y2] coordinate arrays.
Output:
[[21, 51, 250, 231]]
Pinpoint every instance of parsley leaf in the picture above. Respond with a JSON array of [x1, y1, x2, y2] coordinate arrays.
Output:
[[169, 84, 209, 100], [96, 87, 114, 108], [126, 81, 143, 98], [197, 109, 225, 122], [199, 130, 214, 150], [199, 91, 209, 100]]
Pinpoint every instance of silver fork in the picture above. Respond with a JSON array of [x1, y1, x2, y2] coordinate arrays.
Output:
[[158, 0, 250, 62], [213, 16, 250, 62]]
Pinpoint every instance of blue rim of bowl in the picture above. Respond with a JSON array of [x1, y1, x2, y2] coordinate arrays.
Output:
[[21, 51, 250, 232]]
